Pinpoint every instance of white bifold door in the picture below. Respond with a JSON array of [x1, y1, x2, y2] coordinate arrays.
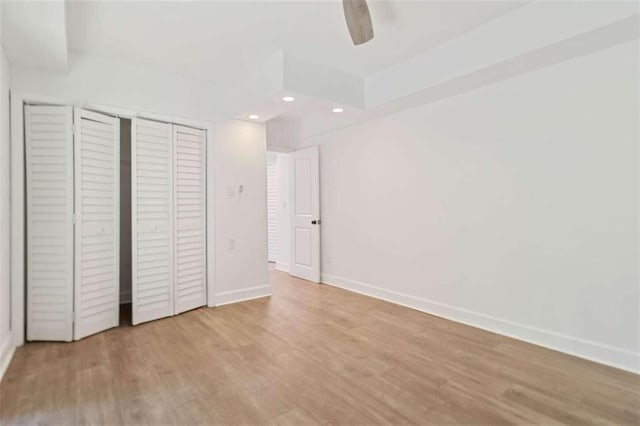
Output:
[[26, 106, 120, 341], [25, 105, 75, 341], [131, 118, 174, 325], [132, 120, 206, 324], [290, 146, 321, 283], [73, 108, 120, 340], [173, 125, 207, 314], [26, 107, 206, 338]]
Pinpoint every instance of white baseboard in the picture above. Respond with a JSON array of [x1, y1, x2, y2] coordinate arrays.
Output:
[[321, 273, 640, 374], [213, 285, 272, 307], [275, 262, 289, 273], [0, 333, 16, 383]]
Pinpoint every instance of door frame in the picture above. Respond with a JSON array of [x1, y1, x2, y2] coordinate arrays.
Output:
[[10, 91, 216, 346]]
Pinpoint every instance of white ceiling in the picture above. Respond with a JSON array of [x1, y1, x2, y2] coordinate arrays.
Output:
[[5, 1, 637, 142], [2, 1, 68, 71], [67, 0, 527, 85]]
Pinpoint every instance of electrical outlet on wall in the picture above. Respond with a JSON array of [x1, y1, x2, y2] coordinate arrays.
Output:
[[228, 238, 236, 250]]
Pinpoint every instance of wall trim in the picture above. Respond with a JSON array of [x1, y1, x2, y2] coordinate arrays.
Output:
[[0, 334, 15, 382], [321, 273, 640, 374], [275, 261, 289, 273], [213, 285, 272, 307]]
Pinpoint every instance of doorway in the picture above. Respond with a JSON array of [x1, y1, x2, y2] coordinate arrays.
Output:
[[266, 151, 291, 273], [266, 147, 321, 283]]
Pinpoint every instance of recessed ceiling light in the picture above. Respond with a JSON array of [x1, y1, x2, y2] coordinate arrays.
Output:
[[332, 107, 344, 113], [248, 114, 259, 120], [282, 96, 295, 102]]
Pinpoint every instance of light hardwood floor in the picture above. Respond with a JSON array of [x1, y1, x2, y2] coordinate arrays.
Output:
[[1, 267, 639, 425]]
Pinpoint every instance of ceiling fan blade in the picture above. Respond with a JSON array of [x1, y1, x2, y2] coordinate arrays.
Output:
[[343, 0, 374, 46]]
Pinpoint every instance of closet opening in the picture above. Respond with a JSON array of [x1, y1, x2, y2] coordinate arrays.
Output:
[[20, 99, 210, 343], [119, 117, 132, 325]]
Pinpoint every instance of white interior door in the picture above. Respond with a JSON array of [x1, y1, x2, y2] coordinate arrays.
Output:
[[132, 118, 174, 325], [25, 105, 74, 341], [289, 146, 320, 283], [74, 108, 120, 340], [173, 125, 207, 314]]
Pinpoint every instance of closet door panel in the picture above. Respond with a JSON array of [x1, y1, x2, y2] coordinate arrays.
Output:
[[74, 108, 120, 340], [132, 118, 174, 324], [25, 105, 74, 341], [174, 125, 206, 314]]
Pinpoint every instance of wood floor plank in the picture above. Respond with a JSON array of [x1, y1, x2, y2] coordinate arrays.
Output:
[[1, 266, 638, 425]]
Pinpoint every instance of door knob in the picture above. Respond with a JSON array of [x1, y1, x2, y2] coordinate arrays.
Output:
[[311, 220, 321, 225]]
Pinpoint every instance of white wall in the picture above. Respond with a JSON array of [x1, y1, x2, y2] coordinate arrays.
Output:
[[213, 120, 270, 305], [303, 40, 639, 372], [1, 1, 68, 72], [266, 116, 300, 152], [0, 6, 14, 378], [10, 51, 223, 122]]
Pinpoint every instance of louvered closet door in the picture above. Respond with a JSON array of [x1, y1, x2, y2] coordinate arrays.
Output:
[[132, 118, 174, 325], [173, 125, 206, 314], [25, 105, 74, 341], [74, 108, 120, 340], [267, 160, 278, 262]]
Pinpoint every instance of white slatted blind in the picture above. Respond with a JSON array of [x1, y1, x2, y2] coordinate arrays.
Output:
[[74, 108, 120, 340], [25, 105, 74, 341], [173, 125, 206, 314], [132, 118, 174, 324], [267, 161, 278, 262]]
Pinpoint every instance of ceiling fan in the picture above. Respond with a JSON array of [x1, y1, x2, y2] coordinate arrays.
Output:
[[343, 0, 374, 46]]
